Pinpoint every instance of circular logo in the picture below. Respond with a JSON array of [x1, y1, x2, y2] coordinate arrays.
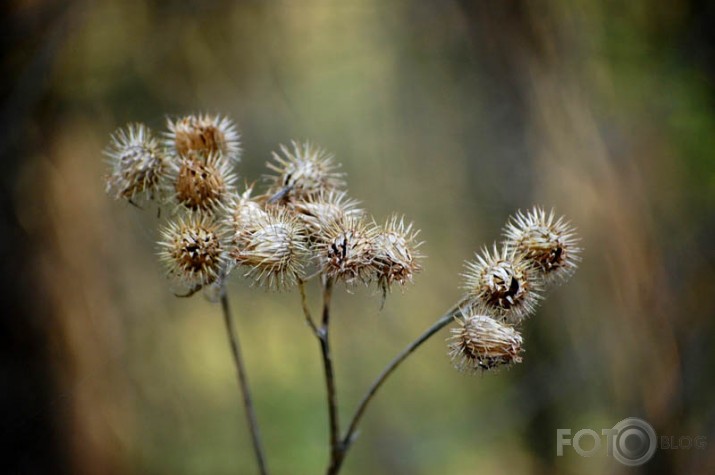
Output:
[[611, 417, 657, 466]]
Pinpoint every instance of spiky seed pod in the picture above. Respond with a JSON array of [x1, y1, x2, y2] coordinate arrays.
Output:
[[265, 141, 345, 203], [104, 123, 167, 203], [158, 214, 229, 290], [448, 313, 524, 373], [503, 207, 581, 286], [165, 113, 241, 162], [231, 209, 308, 290], [167, 153, 236, 213], [462, 244, 542, 323], [316, 215, 379, 286], [373, 216, 423, 293], [290, 190, 363, 237], [222, 186, 268, 248]]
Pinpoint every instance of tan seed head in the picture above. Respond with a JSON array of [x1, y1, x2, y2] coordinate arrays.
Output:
[[448, 313, 524, 373], [166, 113, 241, 162], [503, 207, 581, 287], [104, 123, 167, 203], [265, 141, 345, 203], [462, 244, 542, 323], [158, 215, 228, 290]]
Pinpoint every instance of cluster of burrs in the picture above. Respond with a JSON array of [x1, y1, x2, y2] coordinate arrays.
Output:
[[104, 114, 423, 300], [104, 113, 581, 378], [448, 207, 581, 373]]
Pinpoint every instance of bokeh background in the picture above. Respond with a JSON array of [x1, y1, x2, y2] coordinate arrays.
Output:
[[2, 1, 714, 474]]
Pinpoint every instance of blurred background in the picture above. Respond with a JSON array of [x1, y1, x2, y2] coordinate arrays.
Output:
[[2, 0, 714, 474]]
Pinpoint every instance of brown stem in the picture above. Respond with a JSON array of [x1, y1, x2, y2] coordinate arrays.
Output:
[[297, 279, 319, 337], [220, 293, 269, 475], [318, 278, 343, 475], [328, 300, 466, 474]]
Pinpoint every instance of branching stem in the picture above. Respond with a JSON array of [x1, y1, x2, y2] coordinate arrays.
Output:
[[327, 300, 466, 474]]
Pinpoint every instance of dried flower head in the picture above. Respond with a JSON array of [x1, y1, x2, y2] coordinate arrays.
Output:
[[265, 141, 345, 203], [158, 214, 228, 290], [462, 244, 541, 323], [104, 123, 167, 203], [448, 313, 524, 373], [166, 113, 241, 161], [223, 185, 268, 247], [373, 216, 423, 293], [503, 207, 581, 286], [167, 153, 236, 212], [316, 215, 378, 285], [290, 190, 363, 237], [231, 209, 308, 289]]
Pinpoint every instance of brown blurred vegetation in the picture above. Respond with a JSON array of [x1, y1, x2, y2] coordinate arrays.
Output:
[[2, 1, 714, 474]]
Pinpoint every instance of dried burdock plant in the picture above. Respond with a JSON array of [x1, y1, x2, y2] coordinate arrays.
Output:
[[231, 208, 309, 290], [157, 213, 229, 291], [105, 113, 582, 475], [223, 186, 269, 246], [315, 215, 379, 286], [166, 113, 241, 162], [290, 190, 363, 238], [166, 153, 236, 213], [265, 141, 345, 203], [503, 207, 581, 287], [448, 313, 524, 373], [462, 244, 542, 324], [372, 215, 423, 294], [104, 123, 167, 204]]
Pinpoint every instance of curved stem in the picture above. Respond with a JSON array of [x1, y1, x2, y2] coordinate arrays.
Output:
[[329, 300, 465, 474], [220, 293, 269, 475], [297, 279, 319, 337]]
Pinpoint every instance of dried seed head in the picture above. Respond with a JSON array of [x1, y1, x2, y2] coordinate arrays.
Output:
[[462, 244, 541, 323], [503, 207, 581, 286], [373, 216, 423, 292], [316, 215, 378, 285], [231, 208, 308, 289], [223, 186, 268, 247], [290, 190, 363, 237], [158, 215, 228, 290], [448, 313, 524, 373], [166, 113, 241, 161], [265, 141, 345, 203], [167, 153, 236, 213], [104, 123, 167, 203]]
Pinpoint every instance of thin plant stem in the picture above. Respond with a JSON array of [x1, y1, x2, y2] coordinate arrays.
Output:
[[220, 292, 269, 475], [297, 279, 319, 337], [317, 278, 342, 474], [328, 300, 466, 474]]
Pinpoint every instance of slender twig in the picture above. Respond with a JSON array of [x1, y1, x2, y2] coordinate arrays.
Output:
[[328, 300, 466, 474], [297, 279, 319, 337], [296, 277, 341, 472], [220, 293, 269, 475], [318, 278, 343, 474]]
